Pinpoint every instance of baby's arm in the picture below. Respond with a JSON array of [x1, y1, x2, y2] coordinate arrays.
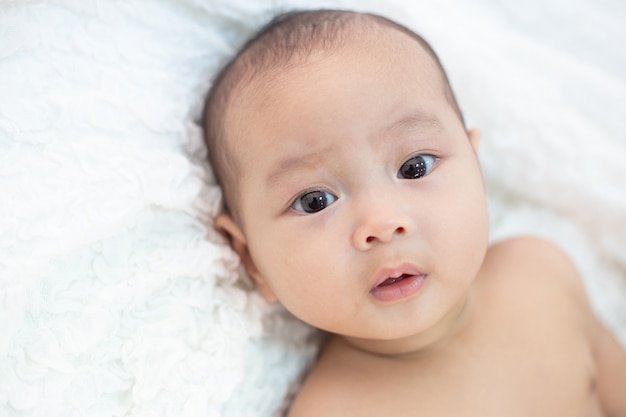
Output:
[[550, 241, 626, 416], [590, 314, 626, 416], [515, 237, 626, 416]]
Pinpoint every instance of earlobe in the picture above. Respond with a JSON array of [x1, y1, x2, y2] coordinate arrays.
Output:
[[467, 128, 481, 152], [214, 214, 278, 303]]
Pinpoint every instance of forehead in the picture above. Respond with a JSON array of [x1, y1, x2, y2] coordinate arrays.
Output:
[[235, 28, 445, 137], [226, 26, 446, 148]]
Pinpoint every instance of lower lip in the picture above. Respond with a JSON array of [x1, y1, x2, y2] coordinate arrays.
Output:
[[370, 274, 426, 303]]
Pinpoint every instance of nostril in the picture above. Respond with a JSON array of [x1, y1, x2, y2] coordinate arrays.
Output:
[[396, 226, 406, 235], [366, 236, 375, 243]]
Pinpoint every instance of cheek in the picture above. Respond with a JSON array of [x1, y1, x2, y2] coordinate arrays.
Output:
[[246, 220, 357, 328], [433, 169, 489, 277], [248, 223, 336, 292]]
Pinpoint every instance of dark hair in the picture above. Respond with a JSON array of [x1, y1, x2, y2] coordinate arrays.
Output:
[[203, 9, 464, 218]]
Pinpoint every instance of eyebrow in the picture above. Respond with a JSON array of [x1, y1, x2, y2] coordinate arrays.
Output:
[[265, 112, 442, 187], [381, 112, 443, 135], [266, 146, 332, 187]]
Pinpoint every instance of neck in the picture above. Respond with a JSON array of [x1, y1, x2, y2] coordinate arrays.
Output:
[[339, 289, 475, 358]]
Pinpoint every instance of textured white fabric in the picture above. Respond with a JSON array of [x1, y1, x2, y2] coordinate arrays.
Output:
[[0, 0, 624, 416]]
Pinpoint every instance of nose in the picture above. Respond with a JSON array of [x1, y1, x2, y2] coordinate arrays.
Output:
[[351, 195, 414, 251]]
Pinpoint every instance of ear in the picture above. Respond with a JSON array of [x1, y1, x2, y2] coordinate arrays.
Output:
[[214, 214, 278, 303], [467, 128, 481, 152]]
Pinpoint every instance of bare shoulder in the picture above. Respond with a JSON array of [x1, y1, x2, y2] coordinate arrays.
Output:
[[485, 236, 576, 273], [482, 236, 586, 298], [483, 237, 626, 414]]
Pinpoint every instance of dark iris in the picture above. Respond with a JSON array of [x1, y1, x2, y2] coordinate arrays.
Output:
[[300, 191, 330, 213], [399, 156, 427, 179]]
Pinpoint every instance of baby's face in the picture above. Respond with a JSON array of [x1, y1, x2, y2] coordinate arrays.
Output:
[[224, 29, 489, 342]]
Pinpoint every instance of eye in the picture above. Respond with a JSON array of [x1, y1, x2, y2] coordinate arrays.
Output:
[[398, 155, 437, 179], [291, 190, 337, 214]]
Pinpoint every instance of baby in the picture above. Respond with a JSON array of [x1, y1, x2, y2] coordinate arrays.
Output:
[[203, 9, 626, 417]]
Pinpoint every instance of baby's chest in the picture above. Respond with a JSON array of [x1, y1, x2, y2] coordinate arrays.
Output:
[[449, 347, 596, 415], [377, 324, 600, 416], [366, 344, 600, 417]]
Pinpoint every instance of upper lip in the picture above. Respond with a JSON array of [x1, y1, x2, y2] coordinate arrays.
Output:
[[370, 262, 424, 290]]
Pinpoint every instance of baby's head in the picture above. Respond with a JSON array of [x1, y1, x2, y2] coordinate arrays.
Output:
[[203, 9, 488, 343], [204, 9, 465, 223]]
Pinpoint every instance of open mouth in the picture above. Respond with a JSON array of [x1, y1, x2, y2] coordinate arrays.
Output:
[[377, 274, 413, 287], [370, 271, 426, 302]]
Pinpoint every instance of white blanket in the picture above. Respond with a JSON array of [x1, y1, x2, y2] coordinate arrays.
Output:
[[1, 0, 624, 416]]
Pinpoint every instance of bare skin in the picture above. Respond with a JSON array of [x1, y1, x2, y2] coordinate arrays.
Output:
[[213, 16, 626, 417], [288, 238, 626, 416]]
